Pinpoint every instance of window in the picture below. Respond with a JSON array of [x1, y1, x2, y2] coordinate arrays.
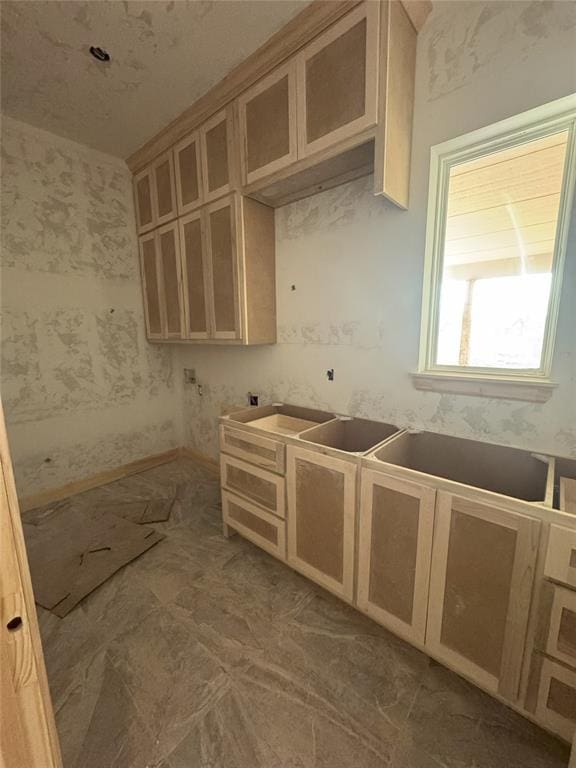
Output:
[[416, 95, 576, 401]]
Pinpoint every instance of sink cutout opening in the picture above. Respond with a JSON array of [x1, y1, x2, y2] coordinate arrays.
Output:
[[301, 418, 400, 454]]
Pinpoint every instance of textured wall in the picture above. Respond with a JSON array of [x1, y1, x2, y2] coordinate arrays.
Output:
[[177, 0, 576, 460], [1, 117, 181, 496]]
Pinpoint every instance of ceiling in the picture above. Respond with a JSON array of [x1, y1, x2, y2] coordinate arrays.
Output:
[[0, 0, 311, 158]]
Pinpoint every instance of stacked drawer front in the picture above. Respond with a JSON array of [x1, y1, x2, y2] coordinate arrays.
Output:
[[535, 525, 576, 740], [220, 426, 286, 559]]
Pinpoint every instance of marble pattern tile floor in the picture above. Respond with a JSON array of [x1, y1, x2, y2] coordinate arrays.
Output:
[[31, 459, 569, 768]]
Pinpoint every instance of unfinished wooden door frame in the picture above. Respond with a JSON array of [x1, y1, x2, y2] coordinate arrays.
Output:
[[222, 490, 286, 561], [427, 492, 540, 701], [296, 0, 380, 158], [138, 230, 165, 340], [174, 131, 204, 215], [199, 107, 234, 203], [220, 424, 285, 474], [220, 452, 285, 518], [546, 585, 576, 669], [0, 401, 62, 768], [157, 220, 185, 339], [357, 469, 435, 645], [286, 444, 357, 601], [536, 657, 576, 742], [133, 165, 157, 234], [238, 59, 299, 186], [178, 208, 211, 339], [152, 150, 178, 226], [205, 195, 242, 340]]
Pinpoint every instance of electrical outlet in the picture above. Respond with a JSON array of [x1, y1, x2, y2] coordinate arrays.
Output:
[[249, 393, 259, 406], [326, 369, 335, 381], [184, 368, 196, 384]]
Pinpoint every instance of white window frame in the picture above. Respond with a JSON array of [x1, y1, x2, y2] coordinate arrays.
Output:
[[414, 95, 576, 403]]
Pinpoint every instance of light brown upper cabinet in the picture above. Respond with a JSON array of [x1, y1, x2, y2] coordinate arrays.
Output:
[[174, 131, 203, 215], [297, 1, 379, 157], [357, 470, 435, 645], [286, 445, 357, 601], [134, 166, 156, 233], [427, 493, 540, 701], [179, 209, 210, 339], [200, 107, 234, 202], [238, 61, 298, 185], [138, 231, 164, 340], [205, 196, 240, 339], [157, 221, 184, 338]]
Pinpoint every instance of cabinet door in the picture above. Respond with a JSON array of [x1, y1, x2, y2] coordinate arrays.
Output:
[[427, 493, 540, 700], [286, 445, 356, 601], [238, 61, 298, 185], [297, 1, 379, 157], [179, 210, 210, 339], [139, 232, 164, 339], [200, 108, 233, 203], [206, 197, 240, 339], [134, 167, 156, 234], [357, 471, 435, 645], [175, 132, 203, 214], [153, 151, 177, 225], [157, 222, 184, 339]]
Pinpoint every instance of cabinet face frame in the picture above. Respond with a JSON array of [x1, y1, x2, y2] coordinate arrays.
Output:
[[157, 220, 185, 339], [205, 195, 242, 340], [220, 453, 285, 519], [174, 131, 203, 215], [427, 492, 540, 701], [536, 657, 576, 742], [357, 470, 435, 645], [134, 166, 157, 234], [286, 445, 357, 601], [222, 490, 286, 561], [546, 585, 576, 669], [200, 107, 233, 203], [178, 208, 211, 339], [296, 1, 380, 158], [152, 150, 177, 226], [138, 230, 165, 340], [238, 60, 298, 186]]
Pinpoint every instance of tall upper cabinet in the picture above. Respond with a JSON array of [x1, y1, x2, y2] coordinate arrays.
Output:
[[131, 1, 431, 343]]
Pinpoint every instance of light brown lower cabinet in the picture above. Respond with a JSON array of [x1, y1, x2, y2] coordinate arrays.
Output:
[[536, 658, 576, 742], [427, 493, 541, 700], [547, 586, 576, 669], [221, 453, 285, 519], [222, 490, 286, 561], [286, 445, 357, 601], [357, 471, 435, 645]]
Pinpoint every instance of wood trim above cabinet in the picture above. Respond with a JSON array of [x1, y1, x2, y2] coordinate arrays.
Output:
[[126, 1, 362, 173]]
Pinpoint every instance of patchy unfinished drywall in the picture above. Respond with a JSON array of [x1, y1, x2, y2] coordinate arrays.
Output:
[[176, 0, 576, 461], [1, 117, 181, 497]]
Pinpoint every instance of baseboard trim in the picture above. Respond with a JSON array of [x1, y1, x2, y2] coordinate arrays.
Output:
[[20, 448, 182, 512]]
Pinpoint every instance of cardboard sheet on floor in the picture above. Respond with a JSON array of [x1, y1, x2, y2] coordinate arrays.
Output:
[[102, 495, 177, 525], [23, 505, 165, 617]]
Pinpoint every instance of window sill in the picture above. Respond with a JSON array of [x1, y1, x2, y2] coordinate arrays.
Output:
[[411, 372, 557, 403]]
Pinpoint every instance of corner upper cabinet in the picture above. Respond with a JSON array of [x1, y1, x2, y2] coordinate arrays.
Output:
[[297, 1, 379, 157], [427, 493, 540, 701], [286, 445, 357, 601], [200, 107, 234, 202], [357, 470, 435, 645], [238, 61, 298, 185], [175, 131, 203, 215]]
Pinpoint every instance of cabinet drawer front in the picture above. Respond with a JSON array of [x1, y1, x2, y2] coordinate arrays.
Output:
[[223, 491, 285, 561], [545, 524, 576, 588], [427, 493, 540, 701], [536, 657, 576, 742], [547, 585, 576, 669], [220, 426, 284, 474], [220, 454, 285, 518], [357, 471, 435, 645], [286, 446, 356, 601]]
